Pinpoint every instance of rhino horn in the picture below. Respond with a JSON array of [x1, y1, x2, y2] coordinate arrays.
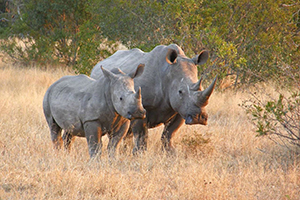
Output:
[[191, 77, 203, 91], [165, 49, 178, 64], [135, 87, 142, 99], [198, 76, 217, 105]]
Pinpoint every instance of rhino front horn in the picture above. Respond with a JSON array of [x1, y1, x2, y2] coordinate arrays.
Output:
[[202, 76, 217, 100], [135, 87, 142, 99]]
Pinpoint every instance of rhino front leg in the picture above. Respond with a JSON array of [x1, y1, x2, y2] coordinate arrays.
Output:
[[131, 118, 148, 155], [162, 114, 184, 152], [84, 121, 102, 159], [107, 121, 130, 158], [119, 127, 133, 155]]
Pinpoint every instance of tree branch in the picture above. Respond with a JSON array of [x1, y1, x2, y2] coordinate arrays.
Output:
[[0, 18, 9, 21], [281, 3, 299, 7]]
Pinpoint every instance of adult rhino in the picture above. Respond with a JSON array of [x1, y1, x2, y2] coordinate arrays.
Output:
[[91, 44, 217, 154], [43, 65, 146, 158]]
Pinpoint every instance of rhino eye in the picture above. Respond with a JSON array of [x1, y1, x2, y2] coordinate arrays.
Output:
[[178, 90, 183, 94], [120, 97, 123, 101]]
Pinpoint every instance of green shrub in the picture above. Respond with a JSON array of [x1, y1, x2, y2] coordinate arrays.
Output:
[[0, 0, 114, 74], [1, 0, 299, 80], [243, 90, 300, 150]]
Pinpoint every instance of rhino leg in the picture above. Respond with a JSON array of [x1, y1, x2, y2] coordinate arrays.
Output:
[[131, 118, 148, 155], [62, 131, 74, 152], [162, 114, 184, 153], [84, 121, 102, 158], [119, 127, 133, 155], [107, 121, 130, 158], [49, 118, 63, 149]]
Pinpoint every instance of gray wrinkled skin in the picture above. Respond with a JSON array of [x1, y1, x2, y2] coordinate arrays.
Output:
[[43, 65, 146, 158], [91, 44, 217, 153]]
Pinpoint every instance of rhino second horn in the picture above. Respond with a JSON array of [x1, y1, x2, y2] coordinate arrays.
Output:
[[191, 77, 203, 91]]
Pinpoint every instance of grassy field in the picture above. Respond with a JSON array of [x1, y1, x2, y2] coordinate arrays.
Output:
[[0, 62, 299, 199]]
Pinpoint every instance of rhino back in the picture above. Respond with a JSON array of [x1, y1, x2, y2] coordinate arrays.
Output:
[[92, 45, 179, 77], [91, 45, 174, 108], [44, 75, 107, 132], [91, 48, 145, 78]]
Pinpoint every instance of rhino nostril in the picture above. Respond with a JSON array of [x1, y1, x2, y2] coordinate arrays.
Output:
[[127, 112, 132, 119], [185, 115, 193, 124], [201, 113, 208, 120]]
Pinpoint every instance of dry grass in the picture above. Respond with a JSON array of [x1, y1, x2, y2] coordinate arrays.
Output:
[[0, 62, 299, 200]]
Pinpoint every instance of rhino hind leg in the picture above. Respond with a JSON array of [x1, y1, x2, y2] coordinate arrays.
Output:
[[48, 117, 63, 149], [62, 131, 74, 152]]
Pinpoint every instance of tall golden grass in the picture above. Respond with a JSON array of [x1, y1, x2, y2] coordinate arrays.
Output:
[[0, 62, 299, 199]]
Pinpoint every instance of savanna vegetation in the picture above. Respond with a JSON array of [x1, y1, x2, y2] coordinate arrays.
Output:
[[0, 63, 299, 199], [0, 0, 299, 199]]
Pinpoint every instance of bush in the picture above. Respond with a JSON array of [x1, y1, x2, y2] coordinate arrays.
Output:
[[242, 63, 300, 151], [245, 92, 300, 149], [94, 0, 299, 85], [1, 0, 299, 79], [0, 0, 115, 74]]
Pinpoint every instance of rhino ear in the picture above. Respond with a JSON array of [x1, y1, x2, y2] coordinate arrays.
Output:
[[110, 67, 125, 75], [129, 63, 144, 79], [192, 50, 209, 65], [101, 66, 118, 81], [165, 49, 178, 64]]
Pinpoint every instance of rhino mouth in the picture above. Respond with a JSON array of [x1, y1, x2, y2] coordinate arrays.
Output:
[[126, 110, 146, 120], [185, 114, 208, 125]]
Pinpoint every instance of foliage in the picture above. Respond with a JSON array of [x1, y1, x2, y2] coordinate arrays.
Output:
[[246, 92, 300, 149], [93, 0, 246, 80], [242, 65, 300, 150], [0, 0, 114, 74], [0, 0, 299, 79], [93, 0, 299, 84]]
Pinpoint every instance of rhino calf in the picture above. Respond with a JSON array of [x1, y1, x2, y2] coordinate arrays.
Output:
[[43, 64, 146, 158]]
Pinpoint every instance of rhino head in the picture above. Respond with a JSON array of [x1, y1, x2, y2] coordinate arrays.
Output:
[[166, 48, 217, 125], [101, 64, 146, 120]]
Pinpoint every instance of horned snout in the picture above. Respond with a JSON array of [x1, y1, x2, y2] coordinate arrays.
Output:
[[185, 112, 208, 125], [127, 108, 146, 120]]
